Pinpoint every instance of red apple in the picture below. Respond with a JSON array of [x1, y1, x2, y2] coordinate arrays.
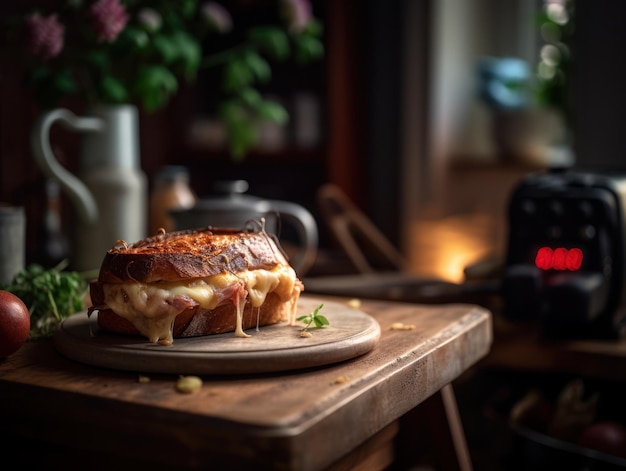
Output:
[[578, 421, 626, 458], [0, 290, 30, 357]]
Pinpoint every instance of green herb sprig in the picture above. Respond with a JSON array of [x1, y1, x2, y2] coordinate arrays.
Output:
[[1, 262, 88, 339], [296, 303, 329, 334]]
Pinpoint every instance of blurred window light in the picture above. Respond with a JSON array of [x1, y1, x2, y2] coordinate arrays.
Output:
[[540, 44, 561, 66], [546, 2, 569, 25], [538, 62, 556, 80]]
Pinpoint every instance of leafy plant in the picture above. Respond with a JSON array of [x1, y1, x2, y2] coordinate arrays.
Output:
[[208, 17, 322, 159], [534, 0, 574, 124], [1, 262, 88, 339], [297, 303, 328, 334], [1, 0, 324, 159]]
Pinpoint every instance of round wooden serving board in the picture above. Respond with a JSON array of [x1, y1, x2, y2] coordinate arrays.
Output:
[[53, 297, 381, 375]]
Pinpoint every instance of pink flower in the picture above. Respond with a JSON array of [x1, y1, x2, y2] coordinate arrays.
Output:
[[90, 0, 128, 43], [280, 0, 312, 33], [25, 13, 65, 60], [201, 2, 232, 34]]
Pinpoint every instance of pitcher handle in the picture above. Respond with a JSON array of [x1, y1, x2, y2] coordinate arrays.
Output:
[[269, 200, 318, 275], [31, 108, 103, 224]]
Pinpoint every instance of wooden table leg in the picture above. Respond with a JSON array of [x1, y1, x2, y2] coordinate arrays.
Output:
[[439, 383, 473, 471], [395, 383, 473, 470]]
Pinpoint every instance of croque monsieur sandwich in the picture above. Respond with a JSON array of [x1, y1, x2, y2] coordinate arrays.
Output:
[[88, 227, 303, 345]]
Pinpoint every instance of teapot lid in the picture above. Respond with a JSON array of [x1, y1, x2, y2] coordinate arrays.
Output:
[[212, 180, 249, 195], [189, 180, 263, 212]]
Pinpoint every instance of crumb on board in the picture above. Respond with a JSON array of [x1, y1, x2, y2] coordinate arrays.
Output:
[[300, 331, 313, 338], [347, 298, 361, 308], [176, 375, 203, 394], [390, 322, 416, 331], [332, 376, 350, 385], [138, 375, 151, 384]]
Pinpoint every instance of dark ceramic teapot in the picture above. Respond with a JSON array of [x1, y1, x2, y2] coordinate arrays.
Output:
[[170, 180, 318, 275]]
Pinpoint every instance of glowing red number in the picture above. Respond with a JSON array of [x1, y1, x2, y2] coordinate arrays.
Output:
[[566, 248, 583, 270], [535, 247, 553, 270], [534, 247, 583, 271], [552, 248, 568, 270]]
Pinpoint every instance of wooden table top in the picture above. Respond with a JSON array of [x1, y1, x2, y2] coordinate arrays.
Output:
[[0, 295, 492, 471]]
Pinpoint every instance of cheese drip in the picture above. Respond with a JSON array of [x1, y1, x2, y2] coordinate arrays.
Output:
[[101, 265, 298, 343], [233, 288, 250, 338]]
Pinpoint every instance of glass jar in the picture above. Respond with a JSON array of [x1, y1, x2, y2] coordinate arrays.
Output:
[[149, 166, 197, 234]]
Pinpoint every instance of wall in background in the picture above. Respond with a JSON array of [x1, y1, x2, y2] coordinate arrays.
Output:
[[573, 0, 626, 172]]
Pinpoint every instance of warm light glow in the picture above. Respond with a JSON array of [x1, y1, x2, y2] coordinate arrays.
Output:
[[406, 213, 504, 283], [535, 247, 583, 271]]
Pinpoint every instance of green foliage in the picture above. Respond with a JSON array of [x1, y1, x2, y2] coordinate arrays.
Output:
[[1, 263, 88, 339], [248, 26, 291, 61], [169, 31, 202, 79], [100, 75, 129, 103], [293, 20, 324, 63], [533, 0, 574, 125], [4, 1, 324, 159], [134, 65, 178, 111]]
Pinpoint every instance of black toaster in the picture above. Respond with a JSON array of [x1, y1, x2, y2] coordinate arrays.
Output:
[[502, 169, 626, 338]]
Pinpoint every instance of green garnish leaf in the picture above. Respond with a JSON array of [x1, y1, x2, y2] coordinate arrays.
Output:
[[313, 314, 329, 328], [296, 303, 328, 334]]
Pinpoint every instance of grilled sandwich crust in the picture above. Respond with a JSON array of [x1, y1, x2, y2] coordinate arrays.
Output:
[[97, 227, 290, 284]]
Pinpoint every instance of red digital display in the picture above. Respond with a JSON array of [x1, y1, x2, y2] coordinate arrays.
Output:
[[535, 247, 583, 271]]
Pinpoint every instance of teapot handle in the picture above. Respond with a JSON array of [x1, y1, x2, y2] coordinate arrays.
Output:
[[269, 200, 318, 276], [31, 108, 103, 224]]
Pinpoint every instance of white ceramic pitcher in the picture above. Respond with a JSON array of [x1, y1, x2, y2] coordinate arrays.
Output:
[[31, 105, 147, 272]]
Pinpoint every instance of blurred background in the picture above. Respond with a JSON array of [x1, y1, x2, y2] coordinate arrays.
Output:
[[5, 0, 620, 284], [3, 1, 626, 468], [3, 0, 619, 281], [0, 0, 589, 280]]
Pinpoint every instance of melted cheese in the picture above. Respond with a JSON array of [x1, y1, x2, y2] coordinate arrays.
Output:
[[101, 265, 298, 344], [236, 269, 281, 307], [233, 289, 250, 338], [168, 273, 238, 309]]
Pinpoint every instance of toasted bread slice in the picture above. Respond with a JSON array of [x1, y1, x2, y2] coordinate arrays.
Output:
[[97, 227, 290, 284]]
